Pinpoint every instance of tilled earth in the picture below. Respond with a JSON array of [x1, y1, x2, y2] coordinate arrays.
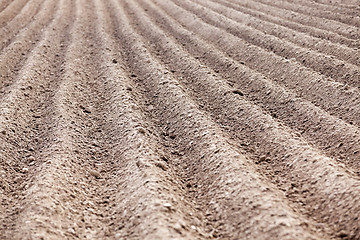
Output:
[[0, 0, 360, 239]]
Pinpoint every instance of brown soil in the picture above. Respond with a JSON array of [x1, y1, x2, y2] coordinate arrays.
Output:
[[0, 0, 359, 239]]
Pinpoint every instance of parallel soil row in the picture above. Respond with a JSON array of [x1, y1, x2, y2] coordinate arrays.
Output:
[[0, 0, 59, 96], [0, 0, 359, 239], [226, 0, 360, 40], [0, 0, 30, 27], [204, 0, 360, 66], [225, 0, 360, 48], [255, 0, 360, 28], [0, 0, 45, 47]]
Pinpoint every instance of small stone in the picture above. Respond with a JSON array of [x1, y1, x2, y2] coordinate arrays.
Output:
[[191, 225, 196, 230], [154, 161, 167, 171], [232, 89, 244, 96], [256, 155, 266, 164], [147, 105, 154, 111], [28, 156, 35, 162], [67, 228, 76, 234], [163, 203, 172, 209], [89, 170, 101, 178], [138, 128, 146, 134], [22, 167, 29, 173]]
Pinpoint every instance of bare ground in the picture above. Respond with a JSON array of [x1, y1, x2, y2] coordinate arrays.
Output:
[[0, 0, 359, 239]]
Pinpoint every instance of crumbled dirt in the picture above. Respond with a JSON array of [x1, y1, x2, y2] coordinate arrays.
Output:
[[0, 0, 359, 239]]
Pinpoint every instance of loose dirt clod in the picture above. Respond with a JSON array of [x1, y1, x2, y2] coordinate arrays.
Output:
[[89, 170, 101, 179], [256, 155, 267, 164], [154, 161, 167, 171], [163, 203, 172, 210], [80, 105, 91, 114], [232, 89, 244, 96], [147, 105, 154, 111], [138, 127, 146, 134], [67, 228, 76, 235], [28, 156, 35, 163]]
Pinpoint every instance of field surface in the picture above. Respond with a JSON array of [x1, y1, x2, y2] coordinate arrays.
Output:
[[0, 0, 360, 239]]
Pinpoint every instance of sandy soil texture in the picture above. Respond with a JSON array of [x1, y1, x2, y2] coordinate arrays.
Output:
[[0, 0, 359, 239]]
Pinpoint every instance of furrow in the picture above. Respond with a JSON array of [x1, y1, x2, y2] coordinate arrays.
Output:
[[0, 0, 28, 28], [1, 0, 199, 238], [210, 0, 360, 67], [177, 0, 360, 87], [4, 0, 112, 238], [149, 0, 360, 130], [104, 0, 329, 238], [0, 0, 75, 237], [1, 0, 359, 238], [132, 0, 360, 174], [148, 0, 359, 135], [139, 0, 360, 237], [309, 0, 359, 9], [0, 0, 45, 50], [0, 0, 14, 13], [245, 0, 359, 40], [225, 0, 359, 48], [90, 0, 207, 238], [0, 0, 59, 98], [285, 0, 360, 17], [258, 0, 360, 28], [96, 0, 210, 238]]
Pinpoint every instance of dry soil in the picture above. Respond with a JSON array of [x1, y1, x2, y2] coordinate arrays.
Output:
[[0, 0, 360, 239]]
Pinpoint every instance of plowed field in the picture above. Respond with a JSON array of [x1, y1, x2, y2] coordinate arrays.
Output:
[[0, 0, 359, 239]]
